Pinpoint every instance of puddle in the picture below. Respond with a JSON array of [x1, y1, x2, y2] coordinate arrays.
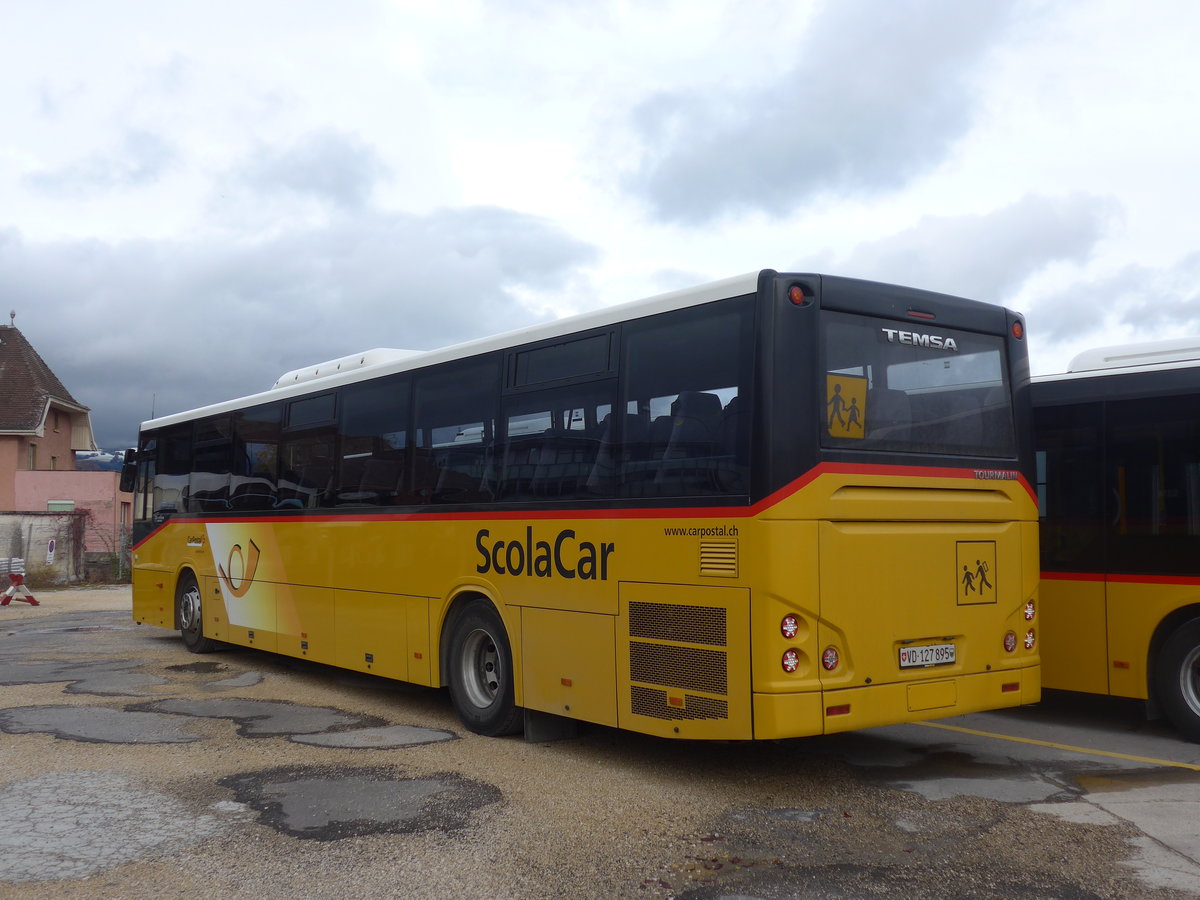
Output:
[[1075, 769, 1200, 794], [849, 749, 1074, 803]]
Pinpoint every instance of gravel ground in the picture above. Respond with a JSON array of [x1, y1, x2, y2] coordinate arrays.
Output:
[[1, 587, 1194, 899]]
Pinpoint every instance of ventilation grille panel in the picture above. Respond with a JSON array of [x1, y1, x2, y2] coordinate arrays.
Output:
[[699, 540, 738, 578], [629, 601, 726, 646], [630, 641, 727, 694], [631, 685, 729, 721]]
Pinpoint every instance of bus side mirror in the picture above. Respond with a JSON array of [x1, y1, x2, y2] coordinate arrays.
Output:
[[119, 448, 138, 493]]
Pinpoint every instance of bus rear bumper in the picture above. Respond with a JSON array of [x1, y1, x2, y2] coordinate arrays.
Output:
[[752, 666, 1040, 739]]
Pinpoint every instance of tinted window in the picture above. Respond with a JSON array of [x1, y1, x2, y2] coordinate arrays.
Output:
[[821, 311, 1016, 458], [1107, 394, 1200, 576], [414, 357, 500, 504], [337, 376, 410, 506], [191, 417, 233, 512], [512, 333, 611, 386], [500, 380, 615, 500], [613, 299, 752, 497], [150, 426, 191, 520], [1035, 402, 1104, 572], [231, 403, 282, 510], [287, 393, 336, 429]]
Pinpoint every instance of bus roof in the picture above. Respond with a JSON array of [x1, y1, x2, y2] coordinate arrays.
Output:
[[1036, 336, 1200, 387], [141, 271, 762, 431]]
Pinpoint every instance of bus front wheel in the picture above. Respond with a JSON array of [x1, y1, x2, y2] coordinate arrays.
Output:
[[446, 600, 523, 736], [1155, 618, 1200, 743], [176, 572, 219, 653]]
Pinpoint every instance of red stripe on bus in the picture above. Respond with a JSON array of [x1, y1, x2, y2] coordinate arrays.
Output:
[[1041, 571, 1106, 582]]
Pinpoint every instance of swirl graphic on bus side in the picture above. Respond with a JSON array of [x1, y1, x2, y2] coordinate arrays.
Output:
[[217, 539, 261, 598]]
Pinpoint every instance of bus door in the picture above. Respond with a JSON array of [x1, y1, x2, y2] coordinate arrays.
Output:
[[1035, 401, 1109, 694]]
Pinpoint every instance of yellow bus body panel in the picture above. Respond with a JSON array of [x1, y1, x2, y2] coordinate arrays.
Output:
[[1040, 575, 1200, 701], [132, 466, 1040, 740], [1039, 575, 1109, 695]]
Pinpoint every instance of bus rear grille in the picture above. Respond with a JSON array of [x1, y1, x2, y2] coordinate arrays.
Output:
[[631, 685, 729, 721], [626, 599, 730, 721], [628, 601, 727, 646], [630, 641, 727, 694], [699, 540, 738, 577]]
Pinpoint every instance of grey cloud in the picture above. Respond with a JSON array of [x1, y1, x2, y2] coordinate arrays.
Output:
[[1, 209, 597, 448], [238, 130, 389, 210], [23, 130, 175, 195], [1030, 253, 1200, 344], [836, 193, 1118, 303], [626, 0, 1022, 222]]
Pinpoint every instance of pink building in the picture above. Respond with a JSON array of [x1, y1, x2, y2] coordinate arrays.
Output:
[[15, 470, 131, 555], [0, 322, 131, 580]]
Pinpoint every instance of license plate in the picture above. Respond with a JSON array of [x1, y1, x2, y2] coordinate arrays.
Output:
[[899, 643, 956, 668]]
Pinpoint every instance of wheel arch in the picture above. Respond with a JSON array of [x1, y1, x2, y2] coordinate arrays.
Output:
[[1147, 604, 1200, 713], [437, 586, 518, 692], [171, 565, 201, 631]]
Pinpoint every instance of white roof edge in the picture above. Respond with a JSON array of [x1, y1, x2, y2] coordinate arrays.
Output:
[[1066, 336, 1200, 373], [141, 271, 763, 431]]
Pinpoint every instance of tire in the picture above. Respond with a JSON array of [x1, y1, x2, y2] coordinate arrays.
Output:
[[176, 571, 219, 653], [446, 599, 523, 736], [1154, 618, 1200, 743]]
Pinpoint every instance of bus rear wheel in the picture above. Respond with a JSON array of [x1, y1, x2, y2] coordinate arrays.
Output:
[[176, 572, 219, 653], [447, 600, 523, 736], [1155, 618, 1200, 743]]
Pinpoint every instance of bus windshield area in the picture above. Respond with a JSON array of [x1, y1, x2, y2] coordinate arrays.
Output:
[[820, 310, 1016, 458]]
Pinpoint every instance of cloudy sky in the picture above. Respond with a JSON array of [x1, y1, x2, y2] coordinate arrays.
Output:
[[3, 0, 1199, 448]]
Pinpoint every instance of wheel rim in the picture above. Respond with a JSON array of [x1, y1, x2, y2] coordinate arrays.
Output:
[[179, 583, 202, 634], [458, 627, 501, 709], [1180, 644, 1200, 716]]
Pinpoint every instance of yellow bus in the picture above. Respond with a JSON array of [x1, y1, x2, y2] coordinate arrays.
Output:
[[124, 271, 1039, 740], [1034, 337, 1200, 741]]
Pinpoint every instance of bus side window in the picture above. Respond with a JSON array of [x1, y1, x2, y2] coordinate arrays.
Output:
[[1034, 402, 1104, 572], [500, 381, 614, 501], [336, 376, 409, 506], [191, 417, 233, 512], [1107, 394, 1200, 576], [231, 402, 282, 511], [619, 299, 751, 497], [415, 357, 500, 505]]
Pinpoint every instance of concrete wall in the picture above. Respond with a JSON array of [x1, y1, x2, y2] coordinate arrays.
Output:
[[0, 511, 84, 584]]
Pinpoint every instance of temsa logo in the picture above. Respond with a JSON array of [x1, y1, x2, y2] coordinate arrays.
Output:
[[475, 527, 615, 581], [881, 328, 959, 351]]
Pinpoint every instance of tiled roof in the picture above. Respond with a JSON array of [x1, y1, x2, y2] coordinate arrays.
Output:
[[0, 325, 88, 432]]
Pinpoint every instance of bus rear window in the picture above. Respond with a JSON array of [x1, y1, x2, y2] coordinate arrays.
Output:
[[820, 311, 1016, 458]]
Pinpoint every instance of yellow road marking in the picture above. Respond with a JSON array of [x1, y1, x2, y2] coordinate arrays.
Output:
[[918, 720, 1200, 772]]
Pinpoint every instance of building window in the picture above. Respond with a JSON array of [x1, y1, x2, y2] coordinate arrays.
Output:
[[28, 444, 37, 470], [50, 455, 58, 471]]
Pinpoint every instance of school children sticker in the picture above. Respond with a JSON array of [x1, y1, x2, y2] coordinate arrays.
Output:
[[826, 373, 867, 439], [956, 541, 997, 605]]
